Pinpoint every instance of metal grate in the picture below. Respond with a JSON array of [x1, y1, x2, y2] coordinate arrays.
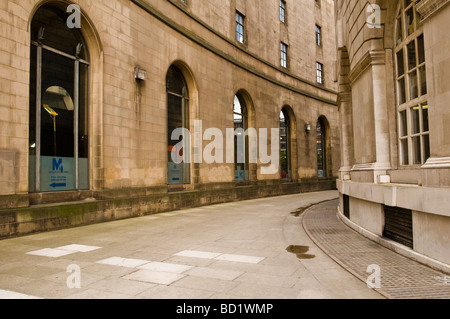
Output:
[[383, 206, 413, 249], [343, 195, 350, 219]]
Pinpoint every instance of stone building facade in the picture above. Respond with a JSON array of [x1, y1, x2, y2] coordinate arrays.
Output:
[[336, 0, 450, 270], [0, 0, 340, 237]]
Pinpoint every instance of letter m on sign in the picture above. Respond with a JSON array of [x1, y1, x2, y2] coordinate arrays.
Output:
[[53, 158, 63, 173]]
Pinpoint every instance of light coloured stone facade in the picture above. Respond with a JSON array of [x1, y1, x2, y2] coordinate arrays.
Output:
[[336, 0, 450, 269], [0, 0, 340, 237]]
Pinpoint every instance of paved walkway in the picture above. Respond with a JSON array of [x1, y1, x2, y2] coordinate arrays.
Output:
[[0, 190, 448, 299], [303, 200, 450, 299]]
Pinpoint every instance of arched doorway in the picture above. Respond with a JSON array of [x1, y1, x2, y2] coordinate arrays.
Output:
[[29, 3, 90, 193]]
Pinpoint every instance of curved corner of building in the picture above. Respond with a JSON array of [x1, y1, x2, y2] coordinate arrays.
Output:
[[336, 181, 450, 275]]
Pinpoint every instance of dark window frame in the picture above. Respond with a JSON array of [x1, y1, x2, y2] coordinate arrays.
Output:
[[281, 42, 288, 68], [235, 11, 245, 44], [394, 0, 429, 167], [29, 4, 90, 193], [315, 24, 322, 46], [316, 62, 324, 84], [280, 0, 287, 24]]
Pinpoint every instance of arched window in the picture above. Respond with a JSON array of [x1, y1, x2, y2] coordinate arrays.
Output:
[[234, 94, 249, 181], [395, 0, 429, 166], [167, 65, 190, 185], [316, 118, 327, 178], [280, 109, 291, 179], [29, 4, 89, 193]]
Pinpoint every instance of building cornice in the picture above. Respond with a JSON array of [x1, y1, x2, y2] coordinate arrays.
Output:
[[165, 0, 338, 94], [422, 157, 450, 169], [131, 0, 338, 106], [351, 162, 391, 172], [348, 50, 385, 84], [416, 0, 450, 21], [337, 91, 352, 103]]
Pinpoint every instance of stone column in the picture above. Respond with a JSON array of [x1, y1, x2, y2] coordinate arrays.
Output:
[[337, 48, 353, 179], [338, 92, 354, 179], [371, 51, 392, 173], [348, 50, 392, 183]]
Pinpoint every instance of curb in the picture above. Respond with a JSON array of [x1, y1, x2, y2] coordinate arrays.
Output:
[[336, 206, 450, 276], [301, 198, 388, 299]]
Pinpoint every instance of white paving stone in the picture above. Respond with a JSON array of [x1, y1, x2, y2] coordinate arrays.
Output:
[[123, 270, 185, 285], [0, 289, 42, 299], [57, 244, 102, 253], [174, 250, 222, 260], [26, 244, 102, 258], [26, 248, 76, 258], [96, 257, 150, 268], [215, 254, 265, 264], [173, 250, 265, 264], [138, 262, 193, 274]]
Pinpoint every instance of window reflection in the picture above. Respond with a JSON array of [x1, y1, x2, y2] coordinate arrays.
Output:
[[234, 94, 248, 181], [167, 65, 190, 185], [280, 109, 291, 180], [316, 118, 327, 178]]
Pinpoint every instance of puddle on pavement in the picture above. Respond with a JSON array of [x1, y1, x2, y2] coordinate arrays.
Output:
[[290, 205, 312, 217], [290, 200, 332, 217], [286, 245, 316, 259]]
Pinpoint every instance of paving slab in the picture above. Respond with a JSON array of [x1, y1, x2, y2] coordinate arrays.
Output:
[[0, 191, 389, 299], [303, 200, 450, 299]]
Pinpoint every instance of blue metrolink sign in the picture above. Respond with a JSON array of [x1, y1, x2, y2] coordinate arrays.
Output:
[[40, 157, 74, 192]]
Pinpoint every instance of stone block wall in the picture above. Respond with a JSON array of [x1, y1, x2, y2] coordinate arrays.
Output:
[[0, 0, 340, 236], [336, 0, 450, 267]]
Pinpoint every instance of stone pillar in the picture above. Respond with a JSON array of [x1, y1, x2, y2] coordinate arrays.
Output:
[[348, 50, 392, 183], [337, 48, 353, 179], [338, 92, 354, 178], [371, 51, 392, 174]]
